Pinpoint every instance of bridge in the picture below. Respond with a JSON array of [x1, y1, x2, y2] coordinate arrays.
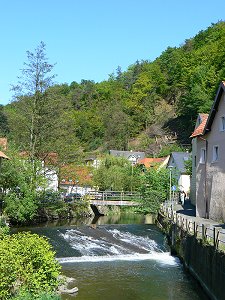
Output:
[[87, 191, 141, 206], [87, 191, 141, 216]]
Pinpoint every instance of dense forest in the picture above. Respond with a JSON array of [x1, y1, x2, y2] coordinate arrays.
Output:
[[1, 21, 225, 161]]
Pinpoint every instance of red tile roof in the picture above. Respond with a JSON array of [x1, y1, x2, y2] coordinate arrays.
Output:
[[137, 157, 167, 168], [190, 113, 209, 138]]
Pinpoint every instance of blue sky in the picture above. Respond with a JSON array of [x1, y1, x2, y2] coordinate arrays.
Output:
[[0, 0, 224, 105]]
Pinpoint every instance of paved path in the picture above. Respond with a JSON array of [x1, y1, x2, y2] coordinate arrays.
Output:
[[165, 199, 225, 248], [173, 199, 225, 228]]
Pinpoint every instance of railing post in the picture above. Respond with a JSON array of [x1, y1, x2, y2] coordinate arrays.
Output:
[[213, 227, 222, 249], [173, 210, 176, 223], [202, 224, 209, 241]]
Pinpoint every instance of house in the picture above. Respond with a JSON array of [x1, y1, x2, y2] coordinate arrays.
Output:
[[190, 113, 209, 206], [190, 81, 225, 221], [84, 155, 100, 169], [19, 151, 59, 192], [137, 156, 169, 170], [167, 152, 191, 195], [59, 164, 93, 195], [109, 150, 145, 165]]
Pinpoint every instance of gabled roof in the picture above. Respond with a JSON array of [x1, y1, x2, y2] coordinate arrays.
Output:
[[109, 150, 145, 160], [167, 152, 191, 173], [190, 113, 209, 138], [137, 157, 168, 168], [203, 81, 225, 134]]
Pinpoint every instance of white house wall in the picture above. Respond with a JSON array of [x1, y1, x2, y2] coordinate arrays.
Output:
[[206, 92, 225, 221], [178, 175, 190, 195], [190, 137, 197, 206], [195, 137, 207, 218], [195, 92, 225, 221]]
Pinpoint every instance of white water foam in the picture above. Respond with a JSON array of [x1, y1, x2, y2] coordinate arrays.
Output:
[[57, 252, 179, 266], [108, 229, 160, 252], [59, 229, 129, 256]]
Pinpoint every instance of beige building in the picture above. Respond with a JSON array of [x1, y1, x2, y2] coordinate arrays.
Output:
[[167, 152, 191, 195], [191, 81, 225, 221]]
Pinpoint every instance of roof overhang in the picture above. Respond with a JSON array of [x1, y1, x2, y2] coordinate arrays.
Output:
[[203, 81, 225, 134]]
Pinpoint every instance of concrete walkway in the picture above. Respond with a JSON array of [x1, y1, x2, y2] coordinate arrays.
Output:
[[174, 199, 225, 228], [165, 199, 225, 248]]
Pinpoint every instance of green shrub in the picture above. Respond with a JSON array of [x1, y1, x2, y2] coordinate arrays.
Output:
[[0, 232, 61, 299], [0, 215, 9, 235], [4, 191, 38, 223]]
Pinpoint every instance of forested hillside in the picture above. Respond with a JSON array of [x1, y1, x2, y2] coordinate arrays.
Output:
[[1, 21, 225, 160]]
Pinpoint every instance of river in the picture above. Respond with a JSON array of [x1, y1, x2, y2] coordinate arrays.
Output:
[[14, 214, 208, 300]]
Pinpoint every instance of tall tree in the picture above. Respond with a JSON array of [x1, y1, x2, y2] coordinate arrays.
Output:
[[0, 105, 9, 136], [11, 41, 56, 163]]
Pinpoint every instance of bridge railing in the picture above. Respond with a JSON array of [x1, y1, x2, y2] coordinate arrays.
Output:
[[87, 191, 141, 202]]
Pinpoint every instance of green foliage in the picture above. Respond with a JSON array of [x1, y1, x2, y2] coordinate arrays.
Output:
[[4, 192, 38, 223], [138, 168, 176, 213], [158, 144, 184, 157], [0, 147, 47, 223], [0, 216, 10, 239], [0, 104, 9, 136], [0, 232, 61, 299], [93, 155, 140, 191], [184, 155, 192, 176]]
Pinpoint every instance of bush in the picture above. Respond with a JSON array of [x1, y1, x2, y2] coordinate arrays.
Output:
[[0, 232, 61, 299], [4, 191, 38, 223], [0, 216, 9, 239]]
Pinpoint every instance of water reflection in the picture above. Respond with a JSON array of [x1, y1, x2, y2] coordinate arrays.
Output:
[[12, 213, 156, 230]]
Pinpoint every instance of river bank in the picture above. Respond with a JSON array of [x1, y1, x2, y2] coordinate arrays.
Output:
[[11, 213, 207, 300]]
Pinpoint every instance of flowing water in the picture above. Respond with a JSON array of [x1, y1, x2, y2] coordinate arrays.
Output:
[[15, 214, 207, 300]]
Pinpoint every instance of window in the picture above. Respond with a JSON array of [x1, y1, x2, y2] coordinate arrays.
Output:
[[212, 145, 219, 162], [200, 148, 206, 164], [220, 116, 225, 131]]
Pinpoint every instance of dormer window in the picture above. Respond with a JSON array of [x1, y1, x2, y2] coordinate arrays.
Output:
[[220, 116, 225, 131]]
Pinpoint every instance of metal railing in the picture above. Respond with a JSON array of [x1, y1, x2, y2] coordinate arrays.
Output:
[[87, 190, 141, 201], [160, 203, 225, 251]]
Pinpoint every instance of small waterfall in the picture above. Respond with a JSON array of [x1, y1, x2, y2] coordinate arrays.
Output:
[[57, 225, 179, 266]]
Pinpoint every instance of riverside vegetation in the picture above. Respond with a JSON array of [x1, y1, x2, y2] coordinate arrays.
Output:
[[0, 217, 60, 300], [0, 21, 225, 298]]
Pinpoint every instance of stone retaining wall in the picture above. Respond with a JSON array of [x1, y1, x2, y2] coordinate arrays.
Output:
[[157, 211, 225, 300]]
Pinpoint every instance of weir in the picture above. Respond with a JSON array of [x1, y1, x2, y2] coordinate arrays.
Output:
[[18, 215, 207, 299]]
